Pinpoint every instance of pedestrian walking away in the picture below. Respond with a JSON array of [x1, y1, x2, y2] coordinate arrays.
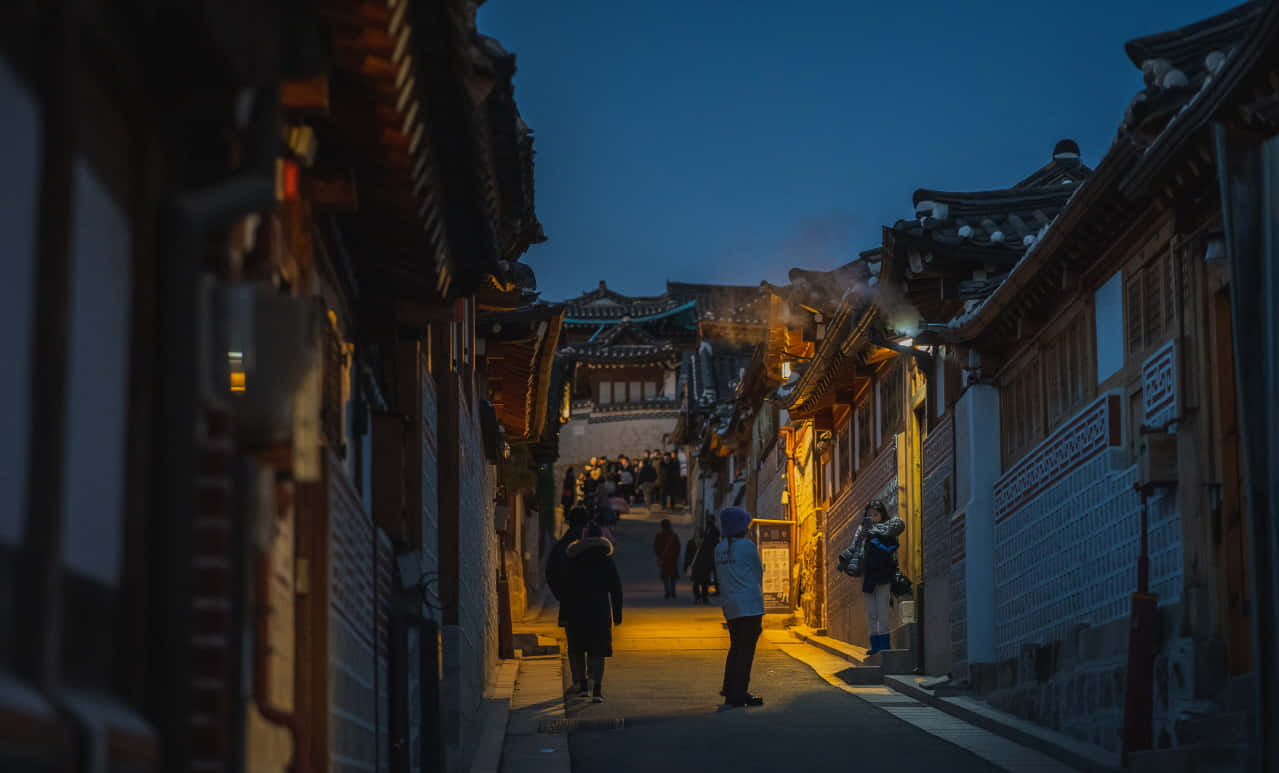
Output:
[[638, 455, 658, 507], [546, 506, 593, 629], [561, 522, 623, 703], [661, 452, 681, 510], [688, 529, 716, 604], [653, 518, 682, 599], [715, 506, 765, 707], [858, 500, 904, 655]]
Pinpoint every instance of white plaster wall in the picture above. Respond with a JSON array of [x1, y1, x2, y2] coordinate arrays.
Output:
[[1095, 271, 1124, 383], [958, 384, 1000, 664], [0, 60, 41, 545], [60, 159, 132, 585]]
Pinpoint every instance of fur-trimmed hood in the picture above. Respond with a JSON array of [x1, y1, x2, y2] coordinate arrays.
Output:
[[567, 535, 614, 559]]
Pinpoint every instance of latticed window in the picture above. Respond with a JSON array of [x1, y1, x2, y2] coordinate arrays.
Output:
[[1000, 357, 1042, 470], [836, 420, 852, 490], [1044, 314, 1091, 429], [856, 399, 873, 469], [1124, 249, 1175, 361], [878, 362, 904, 446]]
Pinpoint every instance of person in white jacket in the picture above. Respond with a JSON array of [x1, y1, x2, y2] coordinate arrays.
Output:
[[715, 506, 765, 707]]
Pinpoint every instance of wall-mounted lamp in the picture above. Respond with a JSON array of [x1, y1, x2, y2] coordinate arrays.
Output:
[[781, 361, 793, 381]]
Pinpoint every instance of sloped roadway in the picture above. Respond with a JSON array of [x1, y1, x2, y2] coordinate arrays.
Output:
[[546, 508, 1007, 773]]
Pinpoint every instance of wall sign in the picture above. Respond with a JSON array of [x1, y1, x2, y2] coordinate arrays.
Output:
[[994, 392, 1123, 522], [1141, 340, 1178, 430]]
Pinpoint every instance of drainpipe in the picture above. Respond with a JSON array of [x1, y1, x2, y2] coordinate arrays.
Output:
[[254, 550, 310, 773]]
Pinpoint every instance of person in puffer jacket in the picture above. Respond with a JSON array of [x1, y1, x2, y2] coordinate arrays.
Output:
[[715, 507, 765, 707], [860, 500, 905, 655]]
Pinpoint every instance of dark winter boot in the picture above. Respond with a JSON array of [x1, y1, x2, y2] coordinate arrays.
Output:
[[867, 633, 889, 655], [592, 683, 604, 703]]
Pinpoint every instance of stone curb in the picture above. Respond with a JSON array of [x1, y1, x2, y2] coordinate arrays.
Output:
[[469, 660, 520, 773], [884, 675, 1123, 773], [497, 648, 571, 773], [787, 625, 869, 665]]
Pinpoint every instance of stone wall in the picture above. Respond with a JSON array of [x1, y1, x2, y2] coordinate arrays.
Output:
[[444, 397, 498, 771], [556, 411, 679, 464], [972, 606, 1207, 754], [328, 455, 393, 773]]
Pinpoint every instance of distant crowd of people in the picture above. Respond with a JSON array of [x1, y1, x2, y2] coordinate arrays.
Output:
[[560, 450, 687, 515]]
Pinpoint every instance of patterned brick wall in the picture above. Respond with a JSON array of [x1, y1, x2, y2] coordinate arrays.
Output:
[[824, 438, 898, 646], [994, 456, 1182, 659], [328, 454, 392, 773], [950, 513, 968, 673], [921, 416, 954, 675]]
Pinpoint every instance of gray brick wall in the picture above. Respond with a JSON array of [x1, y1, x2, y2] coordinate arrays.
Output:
[[922, 416, 954, 675], [329, 456, 385, 773], [446, 396, 498, 770]]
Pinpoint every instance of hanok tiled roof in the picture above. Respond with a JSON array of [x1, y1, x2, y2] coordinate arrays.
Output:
[[883, 141, 1092, 324], [787, 260, 873, 314], [667, 282, 768, 324], [556, 341, 680, 365], [687, 342, 755, 411], [562, 281, 687, 321], [1120, 0, 1263, 147]]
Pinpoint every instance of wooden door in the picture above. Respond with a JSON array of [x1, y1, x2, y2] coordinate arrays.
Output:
[[1212, 291, 1251, 674]]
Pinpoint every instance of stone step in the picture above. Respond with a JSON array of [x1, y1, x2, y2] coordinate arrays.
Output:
[[1175, 710, 1251, 746], [890, 622, 916, 651], [864, 648, 915, 675], [833, 664, 884, 685], [512, 633, 560, 657], [1127, 743, 1248, 773]]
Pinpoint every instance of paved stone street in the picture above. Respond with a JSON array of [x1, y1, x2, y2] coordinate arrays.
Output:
[[521, 508, 1078, 773]]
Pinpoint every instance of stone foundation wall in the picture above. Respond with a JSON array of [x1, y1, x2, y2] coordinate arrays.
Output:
[[973, 604, 1222, 754], [556, 412, 678, 463]]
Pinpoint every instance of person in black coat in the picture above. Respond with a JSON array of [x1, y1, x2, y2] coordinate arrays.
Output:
[[546, 507, 592, 628], [660, 452, 681, 510], [562, 523, 623, 703]]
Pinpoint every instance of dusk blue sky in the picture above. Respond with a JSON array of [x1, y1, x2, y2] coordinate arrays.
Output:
[[479, 0, 1237, 303]]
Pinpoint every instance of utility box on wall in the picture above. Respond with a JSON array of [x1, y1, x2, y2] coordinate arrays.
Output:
[[1137, 433, 1178, 489]]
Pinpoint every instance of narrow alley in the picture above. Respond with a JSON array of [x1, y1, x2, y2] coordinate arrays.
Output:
[[515, 507, 1077, 773]]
